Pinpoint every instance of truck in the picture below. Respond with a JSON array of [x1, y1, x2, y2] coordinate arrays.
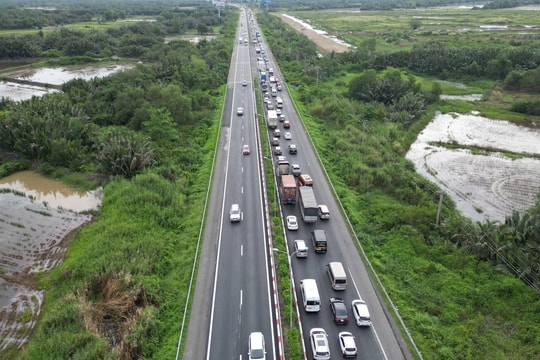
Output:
[[260, 71, 267, 82], [258, 60, 266, 72], [267, 110, 278, 129], [280, 175, 297, 205], [298, 186, 318, 223], [277, 158, 290, 177]]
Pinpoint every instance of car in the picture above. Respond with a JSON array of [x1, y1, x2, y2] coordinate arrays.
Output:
[[286, 215, 298, 230], [237, 107, 244, 115], [288, 144, 297, 155], [271, 137, 279, 146], [310, 328, 330, 360], [266, 102, 274, 110], [351, 299, 372, 326], [318, 205, 330, 220], [284, 132, 292, 140], [291, 163, 301, 177], [294, 239, 308, 258], [279, 114, 286, 122], [242, 80, 248, 86], [242, 144, 250, 155], [338, 332, 358, 358], [274, 146, 282, 156], [273, 129, 281, 138], [329, 298, 349, 324], [298, 174, 313, 186], [276, 108, 282, 115], [283, 120, 291, 129], [229, 204, 241, 222], [248, 332, 266, 360]]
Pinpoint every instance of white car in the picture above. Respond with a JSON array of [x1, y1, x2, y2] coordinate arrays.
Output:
[[229, 204, 241, 223], [248, 332, 266, 360], [286, 215, 298, 231], [318, 205, 330, 220], [310, 328, 330, 360], [338, 332, 358, 358], [294, 239, 308, 258], [237, 107, 244, 115], [291, 163, 301, 177], [284, 132, 292, 140], [351, 299, 372, 327]]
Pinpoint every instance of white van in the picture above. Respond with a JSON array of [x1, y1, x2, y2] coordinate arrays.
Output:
[[271, 87, 277, 97], [300, 279, 320, 312], [276, 97, 283, 108], [327, 262, 347, 290]]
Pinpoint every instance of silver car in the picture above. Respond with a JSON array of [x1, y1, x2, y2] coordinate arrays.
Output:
[[310, 328, 330, 360]]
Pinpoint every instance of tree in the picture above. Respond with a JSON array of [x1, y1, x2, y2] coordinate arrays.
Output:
[[94, 127, 155, 177]]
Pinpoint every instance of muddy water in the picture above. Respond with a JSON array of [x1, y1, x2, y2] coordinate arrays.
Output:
[[0, 171, 102, 212], [0, 171, 100, 350], [406, 112, 540, 222]]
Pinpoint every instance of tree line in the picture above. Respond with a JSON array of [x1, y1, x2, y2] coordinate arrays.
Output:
[[0, 4, 233, 178]]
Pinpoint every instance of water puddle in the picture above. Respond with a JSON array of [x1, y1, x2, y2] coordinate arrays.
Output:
[[406, 112, 540, 222], [0, 171, 102, 212], [440, 94, 484, 101], [0, 64, 134, 101]]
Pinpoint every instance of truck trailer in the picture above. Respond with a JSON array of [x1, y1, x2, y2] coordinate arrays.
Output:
[[267, 109, 278, 129], [280, 175, 297, 205], [298, 186, 318, 223]]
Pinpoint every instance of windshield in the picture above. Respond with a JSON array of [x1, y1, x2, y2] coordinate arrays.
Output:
[[250, 349, 264, 359]]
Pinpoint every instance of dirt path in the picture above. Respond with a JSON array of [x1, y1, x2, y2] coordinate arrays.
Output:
[[278, 14, 351, 53]]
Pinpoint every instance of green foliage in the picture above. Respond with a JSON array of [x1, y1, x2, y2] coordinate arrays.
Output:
[[510, 101, 540, 116], [94, 127, 156, 177], [0, 160, 29, 178]]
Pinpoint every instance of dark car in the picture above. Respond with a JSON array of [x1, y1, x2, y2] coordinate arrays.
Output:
[[330, 298, 349, 324], [288, 144, 297, 155]]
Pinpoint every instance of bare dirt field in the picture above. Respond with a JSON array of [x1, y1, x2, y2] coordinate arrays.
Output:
[[278, 14, 351, 53]]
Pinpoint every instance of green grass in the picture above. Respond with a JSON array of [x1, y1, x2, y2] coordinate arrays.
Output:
[[288, 9, 540, 53]]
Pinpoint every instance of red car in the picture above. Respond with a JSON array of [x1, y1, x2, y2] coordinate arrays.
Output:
[[242, 145, 250, 155], [283, 120, 291, 129]]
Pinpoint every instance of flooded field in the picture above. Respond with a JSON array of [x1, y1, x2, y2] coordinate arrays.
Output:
[[0, 171, 101, 350], [407, 113, 540, 222], [0, 64, 134, 101]]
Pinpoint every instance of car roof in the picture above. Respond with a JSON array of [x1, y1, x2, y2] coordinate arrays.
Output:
[[353, 300, 370, 314], [295, 239, 307, 247], [340, 332, 356, 346], [249, 332, 264, 348]]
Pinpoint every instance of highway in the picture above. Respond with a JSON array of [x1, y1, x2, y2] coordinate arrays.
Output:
[[184, 8, 278, 360], [183, 7, 412, 360]]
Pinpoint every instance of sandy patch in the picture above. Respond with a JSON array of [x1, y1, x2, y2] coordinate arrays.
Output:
[[279, 14, 351, 53]]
